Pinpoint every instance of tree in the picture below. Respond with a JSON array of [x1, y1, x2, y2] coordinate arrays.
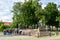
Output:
[[56, 5, 60, 27], [57, 5, 60, 27], [44, 2, 59, 35], [56, 11, 60, 27], [44, 2, 58, 27], [0, 21, 4, 31], [12, 0, 42, 29], [0, 21, 10, 31], [12, 2, 21, 28]]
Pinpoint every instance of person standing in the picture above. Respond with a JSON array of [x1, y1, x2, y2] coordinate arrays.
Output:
[[3, 29, 7, 35]]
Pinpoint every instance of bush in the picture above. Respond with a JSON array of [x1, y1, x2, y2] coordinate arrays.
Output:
[[0, 24, 10, 31]]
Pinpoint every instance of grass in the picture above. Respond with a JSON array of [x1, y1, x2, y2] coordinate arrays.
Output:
[[55, 39, 60, 40]]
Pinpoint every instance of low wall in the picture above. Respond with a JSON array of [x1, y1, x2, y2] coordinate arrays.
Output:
[[19, 29, 49, 36], [40, 31, 50, 36]]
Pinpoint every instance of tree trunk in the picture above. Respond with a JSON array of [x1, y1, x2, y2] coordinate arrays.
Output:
[[16, 23, 18, 34], [52, 26, 53, 31], [49, 26, 51, 36], [56, 26, 58, 35], [37, 23, 38, 29], [34, 24, 35, 29], [26, 25, 29, 29]]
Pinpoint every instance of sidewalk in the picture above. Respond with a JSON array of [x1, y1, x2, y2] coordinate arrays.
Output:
[[40, 35, 60, 40], [0, 32, 60, 40], [0, 35, 60, 40]]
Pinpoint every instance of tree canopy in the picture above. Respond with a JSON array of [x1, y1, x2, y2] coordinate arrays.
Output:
[[12, 0, 42, 29], [44, 2, 59, 26], [12, 0, 60, 29]]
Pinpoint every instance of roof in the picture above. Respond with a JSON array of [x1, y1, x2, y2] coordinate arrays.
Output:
[[4, 22, 12, 24]]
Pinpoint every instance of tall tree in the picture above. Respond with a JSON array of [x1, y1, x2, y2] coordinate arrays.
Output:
[[12, 2, 21, 28], [44, 2, 59, 33], [12, 0, 42, 29]]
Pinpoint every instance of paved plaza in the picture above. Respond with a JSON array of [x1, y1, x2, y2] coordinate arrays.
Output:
[[0, 35, 60, 40]]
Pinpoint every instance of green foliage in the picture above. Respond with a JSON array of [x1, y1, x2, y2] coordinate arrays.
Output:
[[0, 21, 10, 31], [0, 21, 4, 31], [12, 1, 59, 29], [0, 25, 10, 31], [44, 2, 59, 26], [12, 0, 42, 29]]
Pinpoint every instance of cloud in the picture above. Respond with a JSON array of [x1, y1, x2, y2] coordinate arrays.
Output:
[[0, 9, 12, 22], [0, 15, 12, 22], [0, 0, 59, 22], [12, 0, 24, 2], [0, 0, 13, 22], [42, 4, 46, 9]]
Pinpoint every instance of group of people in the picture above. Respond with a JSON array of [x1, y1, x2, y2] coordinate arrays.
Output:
[[3, 28, 22, 35]]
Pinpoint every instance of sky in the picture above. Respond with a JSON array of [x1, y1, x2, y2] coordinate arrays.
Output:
[[0, 0, 60, 22]]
